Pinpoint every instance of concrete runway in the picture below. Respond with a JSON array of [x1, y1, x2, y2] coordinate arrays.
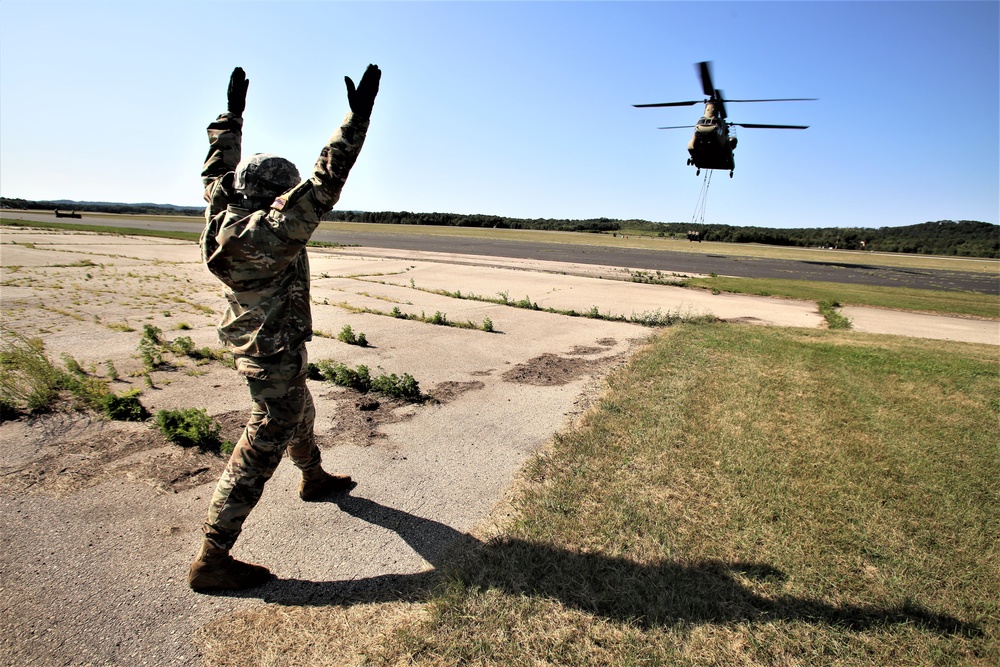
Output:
[[4, 210, 998, 295]]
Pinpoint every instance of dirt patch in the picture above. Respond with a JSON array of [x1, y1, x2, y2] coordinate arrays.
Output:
[[502, 353, 606, 387], [320, 389, 419, 448], [429, 380, 486, 403], [0, 409, 247, 496]]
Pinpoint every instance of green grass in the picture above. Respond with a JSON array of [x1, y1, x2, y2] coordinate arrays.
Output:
[[684, 275, 1000, 319], [202, 324, 999, 665], [391, 325, 997, 665]]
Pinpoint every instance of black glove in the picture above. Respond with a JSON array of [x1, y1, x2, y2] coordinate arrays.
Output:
[[227, 67, 249, 116], [345, 64, 381, 119]]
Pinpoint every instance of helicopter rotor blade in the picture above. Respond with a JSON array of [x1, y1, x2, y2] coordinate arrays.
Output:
[[715, 89, 728, 120], [633, 101, 701, 108], [698, 61, 715, 97], [656, 125, 696, 130], [731, 122, 810, 129], [723, 98, 818, 103]]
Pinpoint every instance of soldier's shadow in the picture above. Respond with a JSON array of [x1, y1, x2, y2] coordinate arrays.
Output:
[[244, 494, 979, 636]]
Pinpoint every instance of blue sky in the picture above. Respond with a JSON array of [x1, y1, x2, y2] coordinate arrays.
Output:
[[1, 1, 997, 229]]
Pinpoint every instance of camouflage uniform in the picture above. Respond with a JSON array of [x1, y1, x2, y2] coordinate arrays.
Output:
[[199, 109, 369, 550]]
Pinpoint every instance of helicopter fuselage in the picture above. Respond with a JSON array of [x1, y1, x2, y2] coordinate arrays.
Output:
[[687, 103, 737, 172]]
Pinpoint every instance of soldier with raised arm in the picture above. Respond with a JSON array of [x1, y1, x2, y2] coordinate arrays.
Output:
[[189, 64, 381, 592]]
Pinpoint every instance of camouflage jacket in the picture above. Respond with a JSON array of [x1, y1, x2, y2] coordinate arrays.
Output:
[[200, 110, 369, 357]]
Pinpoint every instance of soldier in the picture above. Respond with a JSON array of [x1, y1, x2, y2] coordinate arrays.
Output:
[[189, 64, 381, 592]]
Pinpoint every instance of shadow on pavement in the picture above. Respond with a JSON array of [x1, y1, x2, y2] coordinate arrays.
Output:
[[226, 494, 981, 637]]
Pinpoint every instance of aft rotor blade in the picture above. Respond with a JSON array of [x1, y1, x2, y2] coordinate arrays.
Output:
[[633, 101, 701, 108], [723, 98, 818, 103], [732, 122, 810, 129], [698, 61, 715, 97]]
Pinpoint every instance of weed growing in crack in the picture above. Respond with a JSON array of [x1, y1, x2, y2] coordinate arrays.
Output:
[[818, 299, 852, 330], [308, 359, 422, 402], [338, 324, 369, 347], [0, 326, 149, 420], [154, 407, 232, 453]]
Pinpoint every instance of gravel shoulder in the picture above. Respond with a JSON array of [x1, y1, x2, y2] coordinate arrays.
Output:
[[0, 228, 995, 666]]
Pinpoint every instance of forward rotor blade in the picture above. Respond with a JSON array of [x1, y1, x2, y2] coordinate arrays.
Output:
[[657, 125, 696, 130], [732, 122, 809, 129], [633, 101, 701, 108], [716, 91, 727, 120], [698, 61, 715, 97]]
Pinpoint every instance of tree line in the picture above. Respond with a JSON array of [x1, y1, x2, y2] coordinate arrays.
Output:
[[642, 220, 998, 258], [1, 197, 203, 217]]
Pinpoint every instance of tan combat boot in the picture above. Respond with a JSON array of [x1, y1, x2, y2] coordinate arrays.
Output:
[[299, 468, 353, 501], [188, 541, 272, 592]]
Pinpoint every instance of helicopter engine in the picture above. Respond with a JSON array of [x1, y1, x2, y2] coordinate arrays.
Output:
[[729, 136, 738, 150]]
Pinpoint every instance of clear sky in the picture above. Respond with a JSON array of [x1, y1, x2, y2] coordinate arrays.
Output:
[[1, 1, 997, 229]]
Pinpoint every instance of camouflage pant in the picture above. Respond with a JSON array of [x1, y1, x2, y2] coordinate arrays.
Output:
[[203, 346, 323, 550]]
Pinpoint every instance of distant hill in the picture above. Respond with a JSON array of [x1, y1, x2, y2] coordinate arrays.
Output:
[[3, 197, 996, 258]]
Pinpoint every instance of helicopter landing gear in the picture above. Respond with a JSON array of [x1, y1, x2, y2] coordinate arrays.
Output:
[[696, 168, 701, 176], [729, 170, 733, 178]]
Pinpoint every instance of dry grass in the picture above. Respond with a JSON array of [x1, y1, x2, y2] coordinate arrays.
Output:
[[195, 323, 998, 666]]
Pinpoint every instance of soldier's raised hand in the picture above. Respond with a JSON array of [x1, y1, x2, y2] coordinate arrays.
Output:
[[227, 67, 249, 116], [345, 64, 381, 119]]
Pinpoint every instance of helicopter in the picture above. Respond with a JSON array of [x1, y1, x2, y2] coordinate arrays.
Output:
[[634, 61, 815, 177]]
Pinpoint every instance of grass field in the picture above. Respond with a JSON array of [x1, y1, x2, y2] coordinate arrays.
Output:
[[199, 323, 999, 666]]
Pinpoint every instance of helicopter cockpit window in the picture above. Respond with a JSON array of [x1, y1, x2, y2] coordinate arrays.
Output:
[[698, 117, 715, 126]]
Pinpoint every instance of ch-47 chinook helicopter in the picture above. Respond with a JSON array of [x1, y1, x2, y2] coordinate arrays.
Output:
[[634, 61, 815, 177]]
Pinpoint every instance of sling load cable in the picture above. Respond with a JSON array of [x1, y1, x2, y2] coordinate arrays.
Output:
[[691, 170, 712, 224]]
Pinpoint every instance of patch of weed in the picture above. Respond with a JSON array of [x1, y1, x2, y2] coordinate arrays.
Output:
[[337, 324, 369, 347], [1, 326, 149, 420], [102, 389, 150, 421], [309, 359, 422, 401], [154, 407, 228, 451], [818, 299, 852, 329]]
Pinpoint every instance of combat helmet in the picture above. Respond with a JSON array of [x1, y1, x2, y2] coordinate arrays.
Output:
[[233, 153, 300, 207]]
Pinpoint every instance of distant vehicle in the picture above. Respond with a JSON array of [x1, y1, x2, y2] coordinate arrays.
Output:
[[634, 61, 815, 177], [54, 209, 82, 219]]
